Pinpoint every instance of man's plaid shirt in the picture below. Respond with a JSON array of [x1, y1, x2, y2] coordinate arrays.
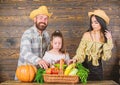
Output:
[[17, 25, 50, 66]]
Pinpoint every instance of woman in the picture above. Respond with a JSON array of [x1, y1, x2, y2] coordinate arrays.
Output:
[[69, 9, 113, 80]]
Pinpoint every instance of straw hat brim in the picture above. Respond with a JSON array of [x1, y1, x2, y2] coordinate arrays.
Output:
[[88, 10, 110, 24], [29, 7, 52, 20]]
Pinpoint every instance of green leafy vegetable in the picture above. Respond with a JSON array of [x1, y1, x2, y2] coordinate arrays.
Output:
[[76, 63, 89, 84], [34, 68, 45, 83], [54, 64, 67, 69]]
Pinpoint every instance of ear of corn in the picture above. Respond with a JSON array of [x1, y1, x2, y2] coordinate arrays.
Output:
[[64, 63, 76, 75]]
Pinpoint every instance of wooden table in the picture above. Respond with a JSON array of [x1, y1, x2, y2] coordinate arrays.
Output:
[[0, 80, 119, 85]]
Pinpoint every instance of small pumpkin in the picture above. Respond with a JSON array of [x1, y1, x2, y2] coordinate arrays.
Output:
[[16, 64, 37, 82]]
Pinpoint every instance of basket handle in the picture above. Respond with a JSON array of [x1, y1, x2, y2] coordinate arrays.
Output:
[[59, 59, 64, 75]]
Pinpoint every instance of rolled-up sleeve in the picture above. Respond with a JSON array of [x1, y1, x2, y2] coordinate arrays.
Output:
[[102, 39, 113, 61], [73, 39, 86, 63]]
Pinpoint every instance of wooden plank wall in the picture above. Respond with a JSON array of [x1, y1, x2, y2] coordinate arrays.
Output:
[[0, 0, 119, 83]]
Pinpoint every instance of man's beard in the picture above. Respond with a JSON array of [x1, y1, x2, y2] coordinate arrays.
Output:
[[35, 22, 47, 31]]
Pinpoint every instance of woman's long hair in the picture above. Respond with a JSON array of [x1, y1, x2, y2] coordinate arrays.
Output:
[[88, 15, 108, 43]]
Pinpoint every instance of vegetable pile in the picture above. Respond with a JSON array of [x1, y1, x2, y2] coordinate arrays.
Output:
[[34, 62, 89, 84], [16, 60, 89, 84]]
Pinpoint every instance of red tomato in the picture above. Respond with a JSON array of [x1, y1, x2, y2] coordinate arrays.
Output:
[[46, 68, 52, 74], [51, 68, 59, 74]]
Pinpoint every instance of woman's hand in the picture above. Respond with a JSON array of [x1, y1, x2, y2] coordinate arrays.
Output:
[[105, 30, 112, 39], [68, 59, 77, 65]]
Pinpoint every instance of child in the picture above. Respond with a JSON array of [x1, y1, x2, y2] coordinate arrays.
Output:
[[43, 30, 70, 66]]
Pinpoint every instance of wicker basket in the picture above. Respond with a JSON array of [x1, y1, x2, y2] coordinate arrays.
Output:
[[43, 74, 79, 83]]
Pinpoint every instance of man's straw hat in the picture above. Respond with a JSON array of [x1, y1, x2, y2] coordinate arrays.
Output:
[[88, 9, 110, 24], [29, 5, 52, 20]]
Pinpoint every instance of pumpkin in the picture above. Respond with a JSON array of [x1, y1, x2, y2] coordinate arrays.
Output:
[[16, 64, 37, 82]]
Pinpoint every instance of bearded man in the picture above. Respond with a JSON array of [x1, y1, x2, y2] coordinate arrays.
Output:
[[16, 6, 52, 73]]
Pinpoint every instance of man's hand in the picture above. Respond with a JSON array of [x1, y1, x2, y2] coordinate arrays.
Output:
[[37, 59, 49, 69]]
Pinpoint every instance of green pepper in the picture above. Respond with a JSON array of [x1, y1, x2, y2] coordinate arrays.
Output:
[[54, 64, 67, 69]]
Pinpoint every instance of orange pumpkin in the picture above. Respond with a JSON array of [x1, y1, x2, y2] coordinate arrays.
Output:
[[16, 64, 37, 82]]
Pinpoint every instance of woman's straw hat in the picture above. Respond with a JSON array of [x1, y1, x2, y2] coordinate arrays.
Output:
[[29, 5, 52, 20], [88, 9, 110, 24]]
